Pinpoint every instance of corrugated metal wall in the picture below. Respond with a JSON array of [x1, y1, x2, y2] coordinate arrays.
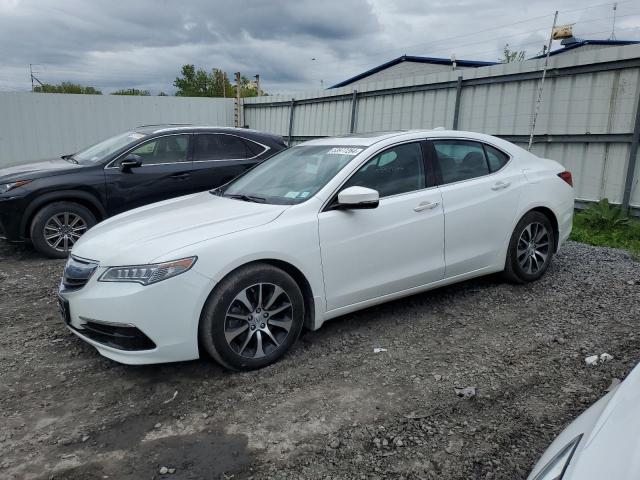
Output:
[[0, 93, 235, 168], [244, 44, 640, 209]]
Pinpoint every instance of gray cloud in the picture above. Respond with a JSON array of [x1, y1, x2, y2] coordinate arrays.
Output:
[[0, 0, 638, 94]]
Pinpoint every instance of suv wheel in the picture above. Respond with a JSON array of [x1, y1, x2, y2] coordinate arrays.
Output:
[[199, 263, 305, 370], [504, 211, 555, 283], [30, 201, 97, 259]]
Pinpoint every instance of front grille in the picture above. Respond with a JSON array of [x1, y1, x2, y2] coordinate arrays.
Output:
[[77, 321, 156, 351], [62, 256, 99, 292]]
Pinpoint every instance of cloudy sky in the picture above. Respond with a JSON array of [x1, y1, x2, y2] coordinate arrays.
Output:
[[0, 0, 639, 95]]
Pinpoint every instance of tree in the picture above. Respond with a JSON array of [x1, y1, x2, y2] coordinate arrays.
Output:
[[33, 82, 102, 94], [174, 64, 232, 97], [111, 88, 150, 96], [500, 44, 526, 63], [158, 91, 168, 96], [173, 65, 265, 97]]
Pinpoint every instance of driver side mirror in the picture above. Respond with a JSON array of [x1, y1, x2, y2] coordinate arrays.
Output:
[[335, 186, 379, 210], [119, 154, 142, 172]]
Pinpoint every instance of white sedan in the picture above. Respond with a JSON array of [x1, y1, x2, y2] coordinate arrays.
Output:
[[59, 130, 574, 369], [528, 362, 640, 480]]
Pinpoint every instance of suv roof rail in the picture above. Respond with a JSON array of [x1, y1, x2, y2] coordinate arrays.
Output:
[[136, 123, 193, 128]]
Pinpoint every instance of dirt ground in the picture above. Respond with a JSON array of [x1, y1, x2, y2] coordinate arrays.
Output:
[[1, 240, 639, 480]]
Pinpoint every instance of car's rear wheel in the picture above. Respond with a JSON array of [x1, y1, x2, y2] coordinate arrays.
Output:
[[503, 211, 555, 283], [30, 202, 97, 259], [199, 263, 305, 370]]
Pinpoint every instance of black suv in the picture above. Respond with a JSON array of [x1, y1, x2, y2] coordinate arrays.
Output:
[[0, 125, 286, 258]]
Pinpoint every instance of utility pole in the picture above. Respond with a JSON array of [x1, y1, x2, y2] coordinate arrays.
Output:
[[528, 11, 558, 151], [235, 72, 242, 127], [254, 74, 260, 96], [29, 64, 44, 92]]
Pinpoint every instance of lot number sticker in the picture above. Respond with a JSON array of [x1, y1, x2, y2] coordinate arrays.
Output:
[[327, 147, 363, 155]]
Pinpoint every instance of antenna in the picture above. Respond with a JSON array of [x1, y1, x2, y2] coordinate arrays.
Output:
[[609, 3, 617, 41], [29, 64, 44, 92]]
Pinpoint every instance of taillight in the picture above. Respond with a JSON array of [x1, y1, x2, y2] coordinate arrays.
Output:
[[558, 171, 573, 187]]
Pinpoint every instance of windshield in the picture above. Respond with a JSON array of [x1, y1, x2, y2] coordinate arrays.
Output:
[[73, 131, 147, 164], [219, 145, 364, 205]]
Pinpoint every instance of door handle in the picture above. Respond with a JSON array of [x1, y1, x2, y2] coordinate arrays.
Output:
[[414, 201, 439, 212], [491, 181, 511, 191], [170, 173, 191, 180]]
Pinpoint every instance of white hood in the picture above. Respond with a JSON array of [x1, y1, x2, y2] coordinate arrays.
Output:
[[72, 192, 287, 265], [530, 362, 640, 480], [565, 363, 640, 479]]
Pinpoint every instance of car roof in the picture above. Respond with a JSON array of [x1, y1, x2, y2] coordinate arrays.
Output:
[[134, 124, 279, 137], [299, 129, 492, 147]]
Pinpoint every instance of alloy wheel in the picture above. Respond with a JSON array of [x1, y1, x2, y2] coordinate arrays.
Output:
[[44, 212, 87, 253], [224, 283, 293, 359], [517, 222, 550, 275]]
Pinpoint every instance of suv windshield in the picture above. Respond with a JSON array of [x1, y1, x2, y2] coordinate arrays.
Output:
[[218, 145, 364, 205], [73, 131, 147, 165]]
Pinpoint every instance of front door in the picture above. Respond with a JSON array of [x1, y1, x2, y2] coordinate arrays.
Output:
[[318, 141, 445, 311], [105, 134, 194, 215]]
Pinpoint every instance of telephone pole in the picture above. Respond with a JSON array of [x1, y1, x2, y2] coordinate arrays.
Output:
[[254, 74, 260, 96], [29, 64, 44, 92], [235, 72, 242, 127]]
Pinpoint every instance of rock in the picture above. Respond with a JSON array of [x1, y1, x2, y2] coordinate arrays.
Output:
[[168, 468, 176, 474], [81, 435, 90, 442], [329, 438, 340, 449], [154, 423, 162, 429], [433, 374, 442, 381], [585, 355, 599, 366], [626, 280, 636, 285], [600, 353, 613, 363], [159, 466, 168, 475], [454, 386, 476, 399], [445, 438, 464, 455]]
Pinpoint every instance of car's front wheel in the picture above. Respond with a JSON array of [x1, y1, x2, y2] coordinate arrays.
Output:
[[30, 201, 97, 259], [199, 263, 305, 370], [504, 211, 555, 283]]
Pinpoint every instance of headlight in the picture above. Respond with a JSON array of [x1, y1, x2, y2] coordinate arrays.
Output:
[[0, 179, 32, 194], [98, 257, 197, 285], [532, 434, 582, 480]]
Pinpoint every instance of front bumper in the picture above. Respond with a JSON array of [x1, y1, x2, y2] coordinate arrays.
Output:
[[58, 267, 215, 364], [0, 195, 28, 241]]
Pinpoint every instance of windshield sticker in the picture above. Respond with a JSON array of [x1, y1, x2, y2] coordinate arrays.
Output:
[[128, 133, 146, 140], [299, 191, 310, 198], [284, 191, 300, 199], [327, 147, 363, 155]]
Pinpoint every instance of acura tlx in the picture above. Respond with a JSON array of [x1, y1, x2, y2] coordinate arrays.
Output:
[[58, 129, 574, 370]]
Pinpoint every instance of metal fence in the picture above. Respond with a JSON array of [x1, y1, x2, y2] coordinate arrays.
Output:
[[244, 44, 640, 211], [0, 93, 235, 168]]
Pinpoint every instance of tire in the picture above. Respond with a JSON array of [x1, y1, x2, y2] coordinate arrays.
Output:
[[30, 201, 97, 259], [503, 211, 555, 283], [199, 263, 305, 371]]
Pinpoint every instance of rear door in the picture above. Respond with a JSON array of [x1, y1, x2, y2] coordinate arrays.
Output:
[[104, 133, 194, 215], [189, 133, 264, 192], [427, 138, 522, 278]]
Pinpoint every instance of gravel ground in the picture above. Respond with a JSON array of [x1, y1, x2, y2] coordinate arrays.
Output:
[[1, 240, 639, 480]]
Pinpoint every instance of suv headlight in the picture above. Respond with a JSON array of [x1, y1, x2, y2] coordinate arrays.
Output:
[[532, 434, 582, 480], [98, 257, 197, 286], [0, 179, 31, 194]]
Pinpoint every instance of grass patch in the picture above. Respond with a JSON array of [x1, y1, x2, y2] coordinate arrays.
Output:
[[570, 200, 640, 257]]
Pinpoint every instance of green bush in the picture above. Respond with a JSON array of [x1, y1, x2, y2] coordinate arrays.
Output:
[[570, 200, 640, 258], [581, 198, 629, 229]]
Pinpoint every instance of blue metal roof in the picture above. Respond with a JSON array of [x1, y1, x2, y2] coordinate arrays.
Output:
[[330, 55, 498, 89], [529, 39, 639, 59]]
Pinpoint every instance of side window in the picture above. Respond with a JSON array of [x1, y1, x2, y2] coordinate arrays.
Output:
[[343, 142, 425, 198], [432, 140, 489, 184], [242, 138, 267, 157], [128, 135, 189, 165], [484, 144, 510, 172], [194, 134, 249, 161]]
